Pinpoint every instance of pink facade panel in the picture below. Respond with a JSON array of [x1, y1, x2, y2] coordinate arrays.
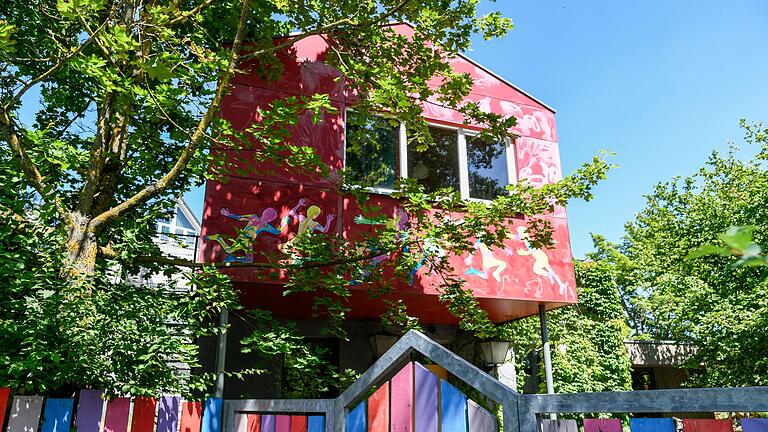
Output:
[[202, 23, 576, 322]]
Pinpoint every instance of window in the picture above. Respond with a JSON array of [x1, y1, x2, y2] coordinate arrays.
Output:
[[343, 109, 516, 200], [466, 135, 510, 200], [407, 126, 460, 193], [344, 110, 401, 190]]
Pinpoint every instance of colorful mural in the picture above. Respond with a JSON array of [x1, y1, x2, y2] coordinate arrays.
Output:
[[200, 23, 577, 323], [205, 199, 305, 263]]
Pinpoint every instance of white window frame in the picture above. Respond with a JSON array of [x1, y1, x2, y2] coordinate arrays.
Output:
[[342, 108, 518, 202]]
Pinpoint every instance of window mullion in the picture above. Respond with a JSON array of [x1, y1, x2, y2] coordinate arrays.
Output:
[[505, 137, 518, 188], [457, 129, 470, 199]]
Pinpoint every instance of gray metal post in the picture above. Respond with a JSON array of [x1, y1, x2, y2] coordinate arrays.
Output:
[[214, 308, 229, 398], [539, 304, 556, 420]]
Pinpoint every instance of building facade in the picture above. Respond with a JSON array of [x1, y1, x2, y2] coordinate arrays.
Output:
[[199, 24, 575, 397]]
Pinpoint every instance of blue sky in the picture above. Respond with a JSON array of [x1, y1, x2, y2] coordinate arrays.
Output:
[[464, 0, 768, 256]]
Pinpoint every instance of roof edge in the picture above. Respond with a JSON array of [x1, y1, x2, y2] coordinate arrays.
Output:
[[456, 52, 556, 113]]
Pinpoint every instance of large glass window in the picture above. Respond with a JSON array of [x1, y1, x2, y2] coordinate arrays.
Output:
[[407, 126, 460, 193], [343, 109, 514, 199], [344, 111, 400, 190], [466, 135, 509, 200]]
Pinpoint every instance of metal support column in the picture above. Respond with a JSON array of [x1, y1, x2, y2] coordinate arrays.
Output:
[[214, 308, 229, 398], [539, 304, 556, 420]]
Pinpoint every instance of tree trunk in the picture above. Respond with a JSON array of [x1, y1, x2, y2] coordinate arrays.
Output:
[[63, 212, 99, 280]]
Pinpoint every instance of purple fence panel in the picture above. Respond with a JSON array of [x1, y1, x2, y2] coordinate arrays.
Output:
[[743, 419, 768, 432], [157, 396, 181, 432], [76, 390, 105, 432], [467, 400, 496, 432], [261, 415, 276, 432], [414, 363, 438, 432]]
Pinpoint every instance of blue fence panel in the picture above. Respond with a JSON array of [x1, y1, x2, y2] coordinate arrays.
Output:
[[440, 381, 467, 432], [41, 399, 74, 432], [346, 402, 366, 432], [629, 418, 675, 432]]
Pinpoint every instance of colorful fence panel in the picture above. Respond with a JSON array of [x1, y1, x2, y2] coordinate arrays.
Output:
[[743, 419, 768, 432], [104, 397, 131, 432], [346, 402, 366, 432], [414, 364, 438, 432], [7, 396, 44, 432], [76, 389, 105, 432], [540, 419, 577, 432], [40, 398, 74, 432], [681, 419, 733, 432], [367, 383, 389, 432], [290, 416, 307, 432], [629, 418, 675, 432], [247, 414, 262, 432], [583, 418, 622, 432], [261, 414, 277, 432], [132, 397, 158, 432], [276, 415, 291, 432], [203, 398, 224, 432], [0, 387, 10, 432], [157, 396, 181, 432], [391, 363, 414, 432], [440, 381, 468, 432], [235, 414, 249, 432], [307, 416, 325, 432], [467, 400, 496, 432], [181, 401, 204, 432]]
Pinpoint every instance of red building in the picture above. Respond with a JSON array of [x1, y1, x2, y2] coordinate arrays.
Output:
[[199, 24, 573, 396]]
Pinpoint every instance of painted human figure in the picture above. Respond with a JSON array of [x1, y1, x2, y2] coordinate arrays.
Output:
[[464, 240, 507, 282], [206, 199, 306, 263], [510, 226, 569, 296], [351, 208, 408, 284], [408, 237, 446, 284], [278, 204, 335, 256]]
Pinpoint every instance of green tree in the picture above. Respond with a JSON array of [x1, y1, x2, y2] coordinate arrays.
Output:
[[587, 121, 768, 387], [0, 0, 612, 394], [507, 260, 633, 394]]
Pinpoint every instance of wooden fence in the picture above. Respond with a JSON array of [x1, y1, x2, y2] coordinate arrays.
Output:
[[3, 331, 768, 432]]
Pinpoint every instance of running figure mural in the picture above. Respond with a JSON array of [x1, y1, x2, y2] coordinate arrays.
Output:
[[511, 226, 570, 298], [351, 208, 409, 285], [206, 199, 307, 263], [278, 204, 335, 262], [464, 240, 507, 282]]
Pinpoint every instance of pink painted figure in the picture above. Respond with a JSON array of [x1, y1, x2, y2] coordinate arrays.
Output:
[[464, 241, 507, 282], [509, 226, 570, 298], [206, 199, 306, 263]]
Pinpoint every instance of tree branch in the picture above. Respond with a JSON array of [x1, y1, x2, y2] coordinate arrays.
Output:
[[0, 110, 70, 223], [168, 0, 217, 25], [89, 0, 253, 231], [4, 14, 112, 110], [121, 245, 405, 270]]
